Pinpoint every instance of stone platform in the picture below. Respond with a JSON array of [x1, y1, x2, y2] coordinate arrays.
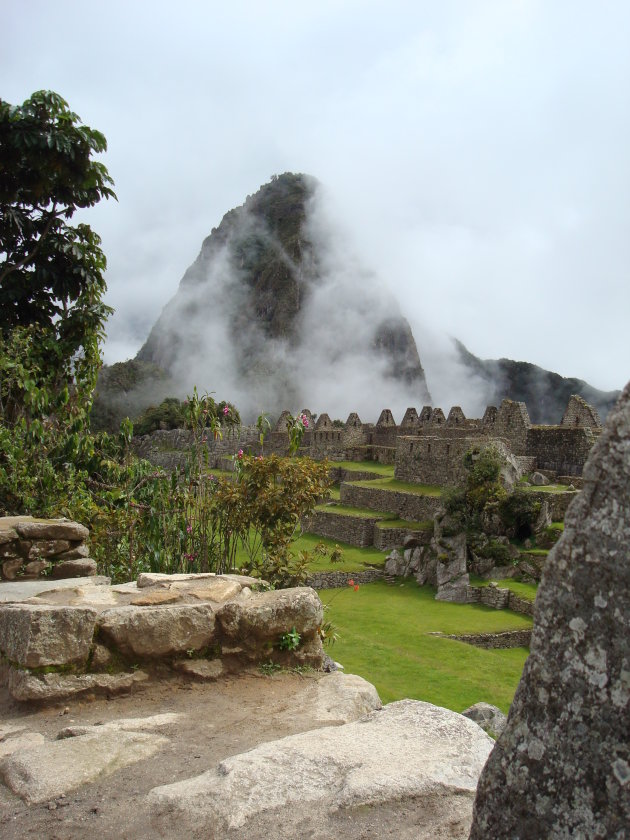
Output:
[[0, 573, 324, 702]]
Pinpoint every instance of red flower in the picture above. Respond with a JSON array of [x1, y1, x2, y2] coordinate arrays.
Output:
[[347, 579, 354, 586], [354, 585, 359, 592]]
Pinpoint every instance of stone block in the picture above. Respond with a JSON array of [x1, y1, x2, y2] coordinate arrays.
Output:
[[217, 587, 323, 642], [51, 558, 97, 578], [25, 539, 71, 559], [5, 667, 149, 702], [14, 517, 89, 541], [0, 604, 97, 668], [98, 604, 216, 658]]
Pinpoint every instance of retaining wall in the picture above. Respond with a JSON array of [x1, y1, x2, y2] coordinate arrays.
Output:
[[302, 510, 382, 547], [340, 483, 443, 521]]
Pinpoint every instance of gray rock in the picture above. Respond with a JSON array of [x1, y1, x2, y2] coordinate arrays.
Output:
[[0, 604, 96, 667], [470, 382, 630, 839], [56, 712, 183, 739], [530, 471, 550, 486], [296, 672, 381, 724], [5, 667, 149, 702], [217, 587, 323, 641], [13, 517, 89, 542], [24, 539, 72, 559], [1, 559, 23, 580], [462, 702, 508, 738], [173, 658, 225, 680], [0, 730, 167, 804], [98, 603, 216, 658], [0, 731, 46, 757], [149, 699, 493, 835], [51, 558, 97, 578]]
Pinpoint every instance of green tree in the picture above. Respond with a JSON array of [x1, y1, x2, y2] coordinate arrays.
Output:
[[0, 90, 116, 403], [0, 91, 116, 516]]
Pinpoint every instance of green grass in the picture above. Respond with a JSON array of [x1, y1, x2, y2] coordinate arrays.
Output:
[[523, 548, 549, 556], [293, 533, 387, 572], [314, 503, 393, 519], [324, 580, 531, 712], [470, 576, 538, 602], [522, 484, 574, 494], [352, 477, 443, 496], [375, 518, 433, 531], [549, 521, 565, 531], [328, 460, 395, 477]]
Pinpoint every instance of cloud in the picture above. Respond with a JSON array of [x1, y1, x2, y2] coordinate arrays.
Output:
[[1, 0, 629, 394]]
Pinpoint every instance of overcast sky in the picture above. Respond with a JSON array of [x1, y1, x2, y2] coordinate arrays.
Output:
[[3, 0, 629, 394]]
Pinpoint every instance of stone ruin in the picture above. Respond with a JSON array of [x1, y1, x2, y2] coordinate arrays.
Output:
[[132, 395, 602, 488]]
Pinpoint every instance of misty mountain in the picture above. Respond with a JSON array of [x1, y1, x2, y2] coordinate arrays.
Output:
[[455, 340, 620, 423], [135, 172, 431, 419]]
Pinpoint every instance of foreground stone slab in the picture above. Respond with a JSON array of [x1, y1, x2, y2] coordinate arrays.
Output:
[[470, 382, 630, 839], [0, 604, 96, 667], [1, 730, 168, 803], [149, 699, 492, 836]]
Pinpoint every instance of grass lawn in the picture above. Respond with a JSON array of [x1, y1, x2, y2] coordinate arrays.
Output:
[[324, 579, 531, 712], [375, 518, 434, 531], [293, 533, 387, 572], [314, 503, 394, 519], [522, 484, 575, 494], [352, 477, 443, 496], [328, 460, 395, 477]]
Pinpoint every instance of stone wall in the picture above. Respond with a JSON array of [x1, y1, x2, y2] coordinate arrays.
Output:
[[526, 426, 595, 475], [132, 425, 260, 469], [373, 523, 433, 551], [306, 569, 384, 589], [466, 585, 535, 617], [444, 629, 532, 649], [339, 483, 443, 521], [302, 510, 383, 547], [0, 517, 95, 581]]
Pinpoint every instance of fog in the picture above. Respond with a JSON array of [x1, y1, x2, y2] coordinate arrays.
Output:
[[2, 0, 629, 400]]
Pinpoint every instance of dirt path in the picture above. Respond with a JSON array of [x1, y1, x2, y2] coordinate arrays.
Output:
[[0, 672, 352, 839]]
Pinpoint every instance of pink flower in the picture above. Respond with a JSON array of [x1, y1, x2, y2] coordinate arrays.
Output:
[[347, 579, 354, 586], [209, 474, 216, 481], [223, 406, 229, 415], [186, 524, 192, 533], [237, 449, 244, 459], [202, 436, 207, 443], [257, 455, 263, 461]]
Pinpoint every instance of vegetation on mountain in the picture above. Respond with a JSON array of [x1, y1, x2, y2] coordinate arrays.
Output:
[[455, 339, 619, 423]]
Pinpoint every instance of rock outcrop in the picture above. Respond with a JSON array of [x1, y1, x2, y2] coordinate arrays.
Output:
[[469, 382, 630, 838], [122, 173, 431, 420]]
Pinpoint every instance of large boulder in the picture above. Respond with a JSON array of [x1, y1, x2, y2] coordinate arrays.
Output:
[[149, 699, 493, 838], [470, 382, 630, 838]]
